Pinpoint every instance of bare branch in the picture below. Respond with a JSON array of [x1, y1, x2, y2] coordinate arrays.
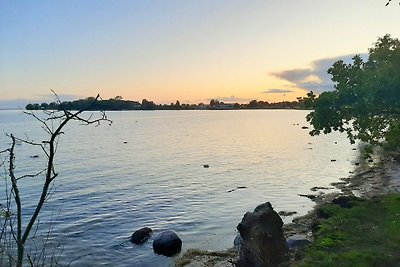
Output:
[[17, 168, 46, 181], [1, 92, 111, 266]]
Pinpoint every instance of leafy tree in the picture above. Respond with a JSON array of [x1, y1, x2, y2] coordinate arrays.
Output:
[[306, 35, 400, 148], [209, 99, 220, 107], [141, 99, 156, 110]]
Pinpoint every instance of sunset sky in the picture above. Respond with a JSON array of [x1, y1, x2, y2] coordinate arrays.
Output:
[[1, 1, 400, 107]]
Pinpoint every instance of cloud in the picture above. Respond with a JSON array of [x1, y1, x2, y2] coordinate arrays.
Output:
[[34, 94, 82, 102], [261, 88, 295, 94], [0, 94, 83, 109], [0, 99, 31, 110], [270, 53, 368, 94]]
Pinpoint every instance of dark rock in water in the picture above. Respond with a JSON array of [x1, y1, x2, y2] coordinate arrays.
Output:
[[228, 186, 247, 193], [299, 194, 317, 200], [30, 155, 39, 158], [301, 126, 309, 129], [233, 234, 243, 251], [331, 196, 360, 208], [203, 164, 209, 168], [310, 186, 331, 192], [237, 202, 286, 267], [130, 227, 153, 245], [153, 230, 182, 257], [286, 234, 310, 249], [352, 148, 357, 150], [123, 141, 128, 144], [354, 162, 360, 165], [331, 159, 337, 162], [278, 210, 298, 216]]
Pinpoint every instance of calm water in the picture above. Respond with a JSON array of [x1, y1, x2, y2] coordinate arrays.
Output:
[[0, 110, 357, 266]]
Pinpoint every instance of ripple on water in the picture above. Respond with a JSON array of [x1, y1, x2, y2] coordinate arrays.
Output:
[[0, 110, 357, 266]]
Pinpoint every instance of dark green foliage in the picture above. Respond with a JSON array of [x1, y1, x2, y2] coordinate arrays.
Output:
[[296, 194, 400, 267], [307, 35, 400, 148]]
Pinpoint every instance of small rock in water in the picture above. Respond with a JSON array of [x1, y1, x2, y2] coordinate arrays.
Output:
[[331, 196, 359, 208], [153, 230, 182, 257], [30, 155, 39, 158], [299, 194, 317, 200], [286, 234, 310, 249], [355, 162, 360, 165], [233, 234, 243, 251], [310, 186, 332, 192], [130, 227, 153, 245], [123, 141, 128, 144], [301, 126, 309, 129], [203, 164, 209, 168], [331, 159, 337, 162], [228, 186, 247, 193], [278, 210, 298, 216]]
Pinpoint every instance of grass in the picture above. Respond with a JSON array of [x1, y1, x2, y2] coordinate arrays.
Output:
[[296, 194, 400, 267]]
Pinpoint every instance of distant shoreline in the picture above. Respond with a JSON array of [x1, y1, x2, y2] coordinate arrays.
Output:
[[23, 96, 313, 111]]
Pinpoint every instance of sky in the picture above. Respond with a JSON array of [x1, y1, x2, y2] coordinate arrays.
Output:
[[1, 0, 400, 108]]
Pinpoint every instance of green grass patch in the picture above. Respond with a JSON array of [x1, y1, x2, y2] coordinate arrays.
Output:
[[296, 194, 400, 267]]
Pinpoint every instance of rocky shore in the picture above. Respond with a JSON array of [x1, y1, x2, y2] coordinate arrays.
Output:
[[175, 151, 400, 267]]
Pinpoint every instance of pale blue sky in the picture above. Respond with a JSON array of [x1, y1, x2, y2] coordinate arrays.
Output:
[[1, 0, 399, 107]]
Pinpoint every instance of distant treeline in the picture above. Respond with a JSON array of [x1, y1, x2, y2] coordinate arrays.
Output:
[[26, 94, 315, 111]]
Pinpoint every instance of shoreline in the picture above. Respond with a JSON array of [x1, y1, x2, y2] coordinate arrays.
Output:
[[176, 150, 400, 266]]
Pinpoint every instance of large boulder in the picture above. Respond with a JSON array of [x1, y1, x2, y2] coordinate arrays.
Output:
[[153, 230, 182, 257], [237, 202, 286, 267], [130, 227, 153, 245]]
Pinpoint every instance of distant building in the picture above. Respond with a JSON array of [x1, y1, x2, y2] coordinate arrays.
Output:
[[213, 103, 234, 110]]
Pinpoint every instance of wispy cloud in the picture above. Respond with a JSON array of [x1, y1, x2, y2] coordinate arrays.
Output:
[[0, 99, 31, 109], [34, 94, 82, 102], [261, 88, 294, 94], [0, 94, 83, 109], [270, 54, 368, 94]]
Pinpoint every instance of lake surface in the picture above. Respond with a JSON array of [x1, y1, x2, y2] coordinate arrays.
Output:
[[0, 110, 358, 266]]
